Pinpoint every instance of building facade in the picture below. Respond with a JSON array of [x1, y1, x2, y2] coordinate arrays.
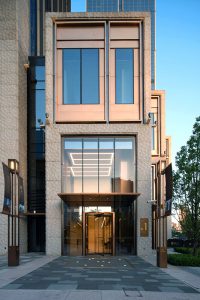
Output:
[[0, 0, 171, 257], [86, 0, 156, 89], [30, 0, 71, 55], [44, 11, 168, 256], [0, 0, 29, 254]]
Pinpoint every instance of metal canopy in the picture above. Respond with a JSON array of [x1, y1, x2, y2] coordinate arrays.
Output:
[[58, 192, 140, 202]]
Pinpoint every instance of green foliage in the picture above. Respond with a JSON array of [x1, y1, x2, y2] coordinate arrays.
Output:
[[171, 228, 184, 238], [167, 254, 200, 266], [173, 116, 200, 256], [174, 247, 200, 256]]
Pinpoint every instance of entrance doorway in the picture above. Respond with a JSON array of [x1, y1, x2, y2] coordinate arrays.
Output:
[[85, 213, 114, 255]]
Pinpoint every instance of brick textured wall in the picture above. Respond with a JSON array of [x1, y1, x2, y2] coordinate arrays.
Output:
[[0, 0, 29, 254]]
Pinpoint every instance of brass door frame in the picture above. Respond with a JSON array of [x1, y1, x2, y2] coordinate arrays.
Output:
[[83, 212, 115, 256]]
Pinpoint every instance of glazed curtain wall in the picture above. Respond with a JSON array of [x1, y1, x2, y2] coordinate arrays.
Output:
[[62, 137, 136, 193], [63, 195, 136, 256]]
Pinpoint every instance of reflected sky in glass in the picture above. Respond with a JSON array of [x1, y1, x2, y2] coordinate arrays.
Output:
[[116, 49, 133, 104]]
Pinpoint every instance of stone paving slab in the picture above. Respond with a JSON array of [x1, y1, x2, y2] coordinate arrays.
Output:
[[0, 256, 199, 294], [0, 290, 200, 300]]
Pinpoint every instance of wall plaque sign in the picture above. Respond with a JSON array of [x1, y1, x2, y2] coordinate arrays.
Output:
[[140, 218, 149, 237]]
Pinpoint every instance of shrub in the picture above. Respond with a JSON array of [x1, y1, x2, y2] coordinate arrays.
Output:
[[174, 247, 200, 256], [167, 254, 200, 266]]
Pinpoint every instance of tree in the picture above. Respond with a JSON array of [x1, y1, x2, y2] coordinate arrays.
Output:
[[173, 116, 200, 255]]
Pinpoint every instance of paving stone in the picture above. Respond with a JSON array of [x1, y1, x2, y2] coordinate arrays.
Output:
[[1, 284, 23, 289], [0, 256, 199, 294], [47, 284, 77, 290], [159, 286, 185, 293]]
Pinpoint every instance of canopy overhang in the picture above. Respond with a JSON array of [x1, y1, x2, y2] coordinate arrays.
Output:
[[58, 192, 140, 202]]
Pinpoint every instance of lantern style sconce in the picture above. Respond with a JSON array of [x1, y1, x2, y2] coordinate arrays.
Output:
[[8, 159, 19, 174]]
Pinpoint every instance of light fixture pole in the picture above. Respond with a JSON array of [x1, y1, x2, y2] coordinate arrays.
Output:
[[8, 159, 20, 266]]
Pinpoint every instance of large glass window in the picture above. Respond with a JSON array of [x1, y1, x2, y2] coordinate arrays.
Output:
[[63, 196, 83, 256], [62, 137, 136, 193], [99, 138, 114, 193], [63, 139, 83, 193], [83, 139, 98, 192], [115, 49, 134, 104], [63, 49, 99, 104], [114, 138, 135, 192]]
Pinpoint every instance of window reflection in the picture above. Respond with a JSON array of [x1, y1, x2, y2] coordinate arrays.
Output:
[[115, 196, 135, 254], [82, 49, 99, 104], [63, 199, 83, 256], [63, 49, 99, 104], [116, 49, 134, 104], [63, 49, 80, 104], [114, 138, 135, 193]]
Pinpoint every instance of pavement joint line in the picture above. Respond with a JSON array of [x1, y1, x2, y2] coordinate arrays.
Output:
[[0, 255, 59, 289]]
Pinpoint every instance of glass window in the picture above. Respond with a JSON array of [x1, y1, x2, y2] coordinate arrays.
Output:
[[150, 112, 156, 151], [63, 199, 83, 255], [36, 90, 45, 127], [99, 138, 114, 193], [63, 49, 80, 104], [62, 137, 136, 193], [83, 139, 98, 193], [82, 49, 99, 104], [114, 138, 135, 193], [63, 49, 99, 104], [115, 196, 135, 254], [116, 49, 134, 104], [63, 138, 82, 193]]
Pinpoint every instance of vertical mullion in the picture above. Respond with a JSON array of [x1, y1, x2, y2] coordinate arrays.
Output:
[[98, 138, 99, 193], [114, 138, 116, 192], [80, 49, 82, 104], [82, 138, 83, 193], [133, 49, 134, 104]]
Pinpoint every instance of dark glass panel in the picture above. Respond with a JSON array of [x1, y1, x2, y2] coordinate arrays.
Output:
[[53, 0, 58, 11], [115, 196, 135, 254], [28, 216, 45, 252], [63, 199, 83, 255], [63, 49, 80, 104], [116, 49, 134, 104], [87, 0, 118, 12], [82, 49, 99, 104], [28, 57, 45, 253], [45, 0, 51, 11]]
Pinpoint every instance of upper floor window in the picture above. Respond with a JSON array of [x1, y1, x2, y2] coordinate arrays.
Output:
[[149, 112, 156, 151], [63, 48, 99, 104], [115, 48, 134, 104]]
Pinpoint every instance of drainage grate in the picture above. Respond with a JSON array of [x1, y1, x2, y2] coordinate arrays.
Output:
[[123, 287, 143, 297]]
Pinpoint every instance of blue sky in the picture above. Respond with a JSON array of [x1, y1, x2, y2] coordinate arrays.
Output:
[[71, 0, 200, 167], [156, 0, 200, 166]]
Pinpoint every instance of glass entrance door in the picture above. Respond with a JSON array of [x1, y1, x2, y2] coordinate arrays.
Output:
[[85, 213, 113, 255]]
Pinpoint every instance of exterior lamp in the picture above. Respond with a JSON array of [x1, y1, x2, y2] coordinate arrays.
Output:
[[8, 159, 19, 174]]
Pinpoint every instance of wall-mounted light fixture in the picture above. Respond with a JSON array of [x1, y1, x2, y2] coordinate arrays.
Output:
[[8, 159, 19, 174]]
